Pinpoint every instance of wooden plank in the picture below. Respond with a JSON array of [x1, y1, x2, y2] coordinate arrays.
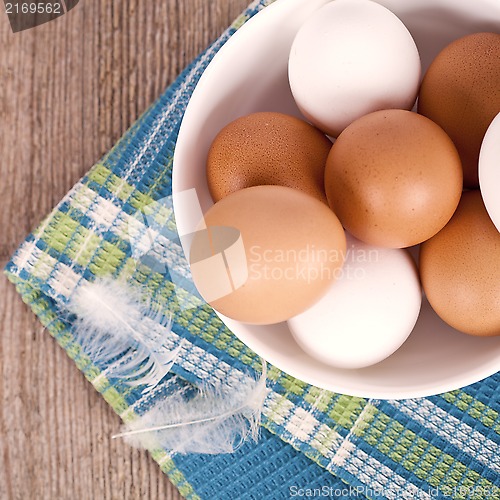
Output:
[[0, 1, 249, 498]]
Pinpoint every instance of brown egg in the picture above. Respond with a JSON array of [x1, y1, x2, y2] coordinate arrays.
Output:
[[418, 33, 500, 188], [324, 109, 463, 248], [420, 191, 500, 336], [189, 185, 346, 325], [206, 112, 331, 204]]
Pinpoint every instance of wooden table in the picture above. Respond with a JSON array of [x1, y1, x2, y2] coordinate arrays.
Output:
[[0, 1, 249, 498]]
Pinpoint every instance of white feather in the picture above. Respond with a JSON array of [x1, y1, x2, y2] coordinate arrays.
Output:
[[67, 277, 182, 393], [113, 361, 268, 455]]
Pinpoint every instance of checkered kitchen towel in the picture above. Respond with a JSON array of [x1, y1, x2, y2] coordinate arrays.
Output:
[[5, 1, 500, 498]]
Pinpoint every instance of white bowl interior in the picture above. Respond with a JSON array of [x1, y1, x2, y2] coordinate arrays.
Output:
[[173, 0, 500, 399]]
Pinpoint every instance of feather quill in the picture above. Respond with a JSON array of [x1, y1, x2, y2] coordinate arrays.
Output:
[[113, 361, 268, 455], [67, 278, 183, 393]]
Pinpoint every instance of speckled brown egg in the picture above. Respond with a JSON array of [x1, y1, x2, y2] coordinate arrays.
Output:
[[418, 33, 500, 188], [206, 112, 331, 203], [324, 109, 463, 248], [189, 185, 346, 325], [420, 190, 500, 336]]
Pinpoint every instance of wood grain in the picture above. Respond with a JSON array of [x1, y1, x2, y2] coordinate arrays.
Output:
[[0, 1, 249, 498]]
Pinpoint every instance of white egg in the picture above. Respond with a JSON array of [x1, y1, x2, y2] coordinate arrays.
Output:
[[287, 233, 422, 369], [288, 0, 421, 137], [479, 112, 500, 233]]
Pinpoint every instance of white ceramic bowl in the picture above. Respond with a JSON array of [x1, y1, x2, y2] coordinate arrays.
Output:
[[173, 0, 500, 399]]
